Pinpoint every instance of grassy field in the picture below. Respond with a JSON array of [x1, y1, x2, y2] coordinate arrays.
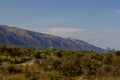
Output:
[[0, 46, 120, 80]]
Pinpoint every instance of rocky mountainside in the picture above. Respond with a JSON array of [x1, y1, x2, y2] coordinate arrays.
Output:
[[0, 25, 105, 52]]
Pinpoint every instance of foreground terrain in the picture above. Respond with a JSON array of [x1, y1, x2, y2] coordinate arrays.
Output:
[[0, 46, 120, 80]]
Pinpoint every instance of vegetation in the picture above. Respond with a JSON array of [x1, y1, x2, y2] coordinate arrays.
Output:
[[0, 46, 120, 80]]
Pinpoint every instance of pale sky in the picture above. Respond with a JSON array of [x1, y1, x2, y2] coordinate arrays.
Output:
[[0, 0, 120, 50]]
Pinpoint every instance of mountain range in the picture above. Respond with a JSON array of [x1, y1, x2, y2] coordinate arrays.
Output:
[[0, 25, 105, 52]]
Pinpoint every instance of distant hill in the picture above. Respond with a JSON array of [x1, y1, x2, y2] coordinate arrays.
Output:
[[0, 25, 105, 52]]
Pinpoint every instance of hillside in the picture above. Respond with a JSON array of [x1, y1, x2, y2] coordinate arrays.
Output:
[[0, 25, 105, 52], [0, 46, 119, 80]]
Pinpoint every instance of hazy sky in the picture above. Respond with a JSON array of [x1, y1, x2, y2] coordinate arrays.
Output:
[[0, 0, 120, 50]]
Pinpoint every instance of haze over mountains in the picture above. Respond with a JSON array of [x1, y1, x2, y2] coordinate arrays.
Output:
[[0, 25, 105, 52]]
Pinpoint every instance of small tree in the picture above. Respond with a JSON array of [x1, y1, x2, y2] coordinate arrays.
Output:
[[35, 52, 41, 59]]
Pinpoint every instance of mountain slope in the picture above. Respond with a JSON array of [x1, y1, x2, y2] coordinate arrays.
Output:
[[0, 25, 105, 52]]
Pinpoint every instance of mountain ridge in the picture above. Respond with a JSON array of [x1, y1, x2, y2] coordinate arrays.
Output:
[[0, 25, 105, 52]]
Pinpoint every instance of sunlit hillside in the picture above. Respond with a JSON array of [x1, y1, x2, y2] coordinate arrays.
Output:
[[0, 46, 120, 80]]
